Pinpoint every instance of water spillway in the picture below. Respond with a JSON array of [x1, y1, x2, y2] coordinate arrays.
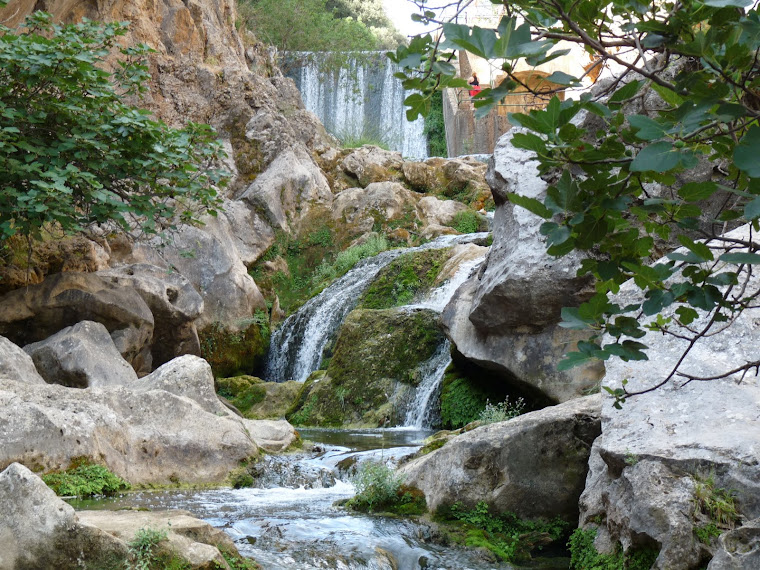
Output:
[[288, 53, 428, 159]]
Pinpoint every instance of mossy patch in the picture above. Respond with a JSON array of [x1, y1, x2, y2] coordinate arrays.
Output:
[[199, 315, 270, 378], [217, 375, 301, 419], [358, 248, 451, 309], [286, 308, 444, 427]]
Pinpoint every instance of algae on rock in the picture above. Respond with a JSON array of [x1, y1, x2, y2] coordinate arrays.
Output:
[[287, 308, 444, 427]]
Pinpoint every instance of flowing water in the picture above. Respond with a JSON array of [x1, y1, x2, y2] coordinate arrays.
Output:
[[72, 429, 568, 569], [288, 53, 428, 159]]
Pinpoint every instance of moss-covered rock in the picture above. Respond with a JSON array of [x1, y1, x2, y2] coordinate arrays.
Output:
[[217, 375, 301, 419], [199, 318, 270, 378], [286, 308, 444, 427], [358, 248, 451, 310]]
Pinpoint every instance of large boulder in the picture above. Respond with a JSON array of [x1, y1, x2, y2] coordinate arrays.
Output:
[[473, 128, 595, 332], [400, 395, 601, 521], [442, 279, 604, 403], [418, 196, 469, 227], [0, 462, 128, 570], [0, 272, 154, 375], [0, 336, 45, 385], [0, 374, 296, 484], [340, 145, 404, 187], [97, 264, 204, 368], [24, 321, 138, 389], [578, 227, 760, 570], [332, 182, 420, 234], [237, 143, 332, 231]]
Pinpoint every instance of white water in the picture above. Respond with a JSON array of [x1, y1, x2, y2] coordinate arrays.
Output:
[[264, 233, 488, 386], [291, 54, 428, 159]]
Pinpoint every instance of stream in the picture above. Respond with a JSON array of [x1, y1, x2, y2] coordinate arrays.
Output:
[[71, 429, 568, 569]]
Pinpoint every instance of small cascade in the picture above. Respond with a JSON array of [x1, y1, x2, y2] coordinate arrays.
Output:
[[288, 53, 428, 159], [264, 233, 488, 385], [403, 340, 452, 428]]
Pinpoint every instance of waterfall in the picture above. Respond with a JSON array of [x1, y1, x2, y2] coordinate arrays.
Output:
[[264, 233, 488, 385], [288, 53, 428, 159]]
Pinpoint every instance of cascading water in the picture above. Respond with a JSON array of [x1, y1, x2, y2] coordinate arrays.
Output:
[[264, 233, 487, 386], [289, 53, 428, 159]]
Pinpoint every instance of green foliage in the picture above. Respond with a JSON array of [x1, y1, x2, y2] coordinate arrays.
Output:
[[423, 91, 447, 157], [289, 394, 318, 426], [359, 248, 449, 309], [443, 501, 568, 563], [127, 528, 168, 570], [568, 528, 658, 570], [440, 374, 495, 429], [42, 460, 130, 497], [0, 13, 226, 244], [451, 210, 485, 234], [694, 522, 722, 544], [216, 375, 268, 414], [477, 397, 526, 424], [219, 550, 261, 570], [346, 461, 406, 512], [392, 0, 760, 395], [693, 474, 740, 529], [199, 316, 270, 377]]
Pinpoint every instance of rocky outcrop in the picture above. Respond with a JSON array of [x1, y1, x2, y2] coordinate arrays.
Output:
[[442, 279, 604, 403], [0, 272, 154, 375], [401, 395, 601, 520], [340, 146, 404, 187], [418, 196, 468, 227], [0, 336, 45, 385], [24, 321, 138, 389], [97, 264, 204, 368], [709, 520, 760, 569], [578, 228, 760, 569], [332, 182, 419, 233], [0, 462, 128, 570], [440, 128, 602, 403]]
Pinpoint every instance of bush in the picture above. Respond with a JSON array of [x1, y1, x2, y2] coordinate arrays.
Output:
[[477, 397, 526, 424], [347, 461, 404, 512], [450, 210, 483, 234], [0, 13, 226, 245], [127, 528, 168, 570], [42, 460, 130, 497], [568, 528, 658, 570]]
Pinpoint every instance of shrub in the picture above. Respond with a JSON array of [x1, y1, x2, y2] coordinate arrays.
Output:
[[347, 461, 404, 512], [42, 460, 130, 497], [568, 528, 658, 570], [450, 210, 483, 234], [127, 528, 168, 570]]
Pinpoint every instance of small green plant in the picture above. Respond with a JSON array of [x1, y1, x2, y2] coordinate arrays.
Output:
[[624, 450, 639, 466], [219, 549, 261, 570], [693, 474, 740, 530], [289, 394, 317, 426], [568, 528, 659, 570], [42, 460, 130, 497], [694, 522, 722, 544], [128, 527, 168, 570], [477, 397, 526, 424], [451, 210, 482, 234], [347, 461, 404, 512]]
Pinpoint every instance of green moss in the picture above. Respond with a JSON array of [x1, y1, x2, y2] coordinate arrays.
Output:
[[359, 248, 450, 309], [568, 528, 659, 570], [199, 315, 270, 378], [42, 458, 130, 497], [423, 91, 447, 157], [450, 210, 487, 234]]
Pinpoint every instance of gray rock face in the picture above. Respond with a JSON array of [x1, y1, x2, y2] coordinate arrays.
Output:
[[238, 144, 332, 231], [473, 128, 594, 332], [0, 376, 297, 484], [0, 272, 154, 375], [131, 355, 228, 415], [332, 182, 419, 233], [579, 226, 760, 569], [0, 336, 45, 385], [341, 145, 403, 187], [24, 321, 138, 388], [401, 395, 601, 520], [0, 462, 128, 570], [418, 196, 468, 227], [97, 264, 204, 368], [441, 279, 604, 403], [709, 520, 760, 570]]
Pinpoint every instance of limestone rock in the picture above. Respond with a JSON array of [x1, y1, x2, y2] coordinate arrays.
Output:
[[0, 379, 261, 484], [709, 520, 760, 570], [131, 355, 228, 416], [341, 146, 404, 187], [24, 321, 138, 389], [0, 462, 128, 570], [78, 510, 239, 569], [0, 272, 154, 375], [442, 279, 604, 403], [98, 263, 204, 368], [133, 209, 266, 331], [238, 144, 332, 231], [242, 419, 298, 452], [578, 226, 760, 569], [418, 196, 468, 227], [333, 182, 420, 232], [473, 128, 594, 332], [400, 395, 601, 520], [0, 336, 45, 385]]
